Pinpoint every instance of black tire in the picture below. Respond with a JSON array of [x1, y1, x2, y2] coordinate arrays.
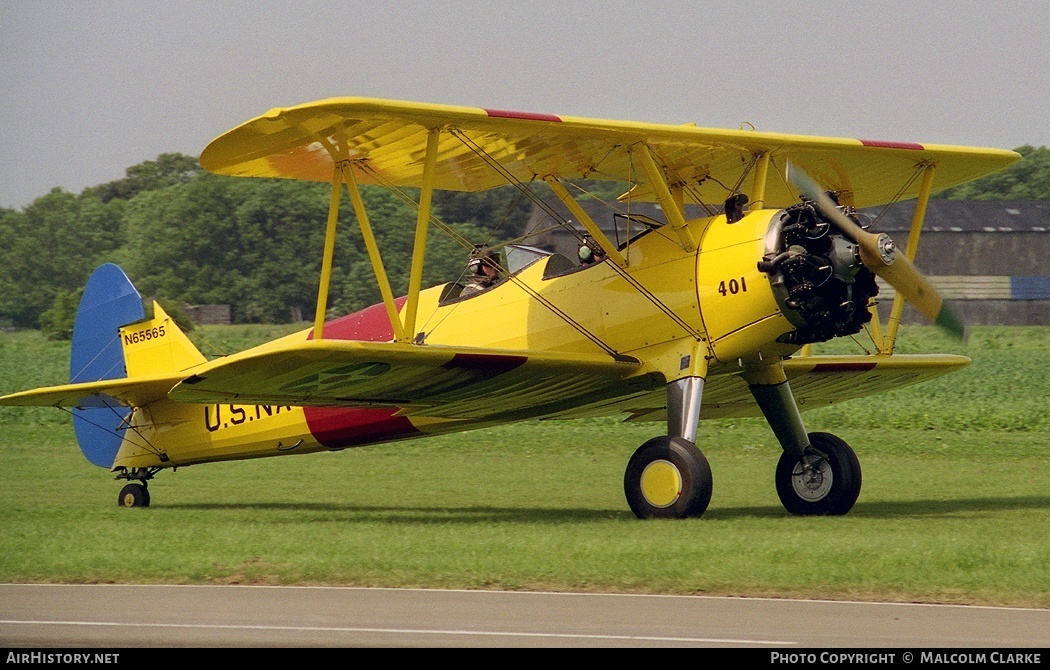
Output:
[[118, 483, 150, 508], [775, 432, 861, 515], [624, 436, 713, 519]]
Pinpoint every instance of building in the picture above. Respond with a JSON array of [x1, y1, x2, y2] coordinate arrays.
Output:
[[183, 304, 232, 325], [865, 199, 1049, 326]]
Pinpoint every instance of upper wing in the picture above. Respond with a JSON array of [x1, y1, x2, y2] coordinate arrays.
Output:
[[169, 340, 660, 419], [200, 97, 1020, 209]]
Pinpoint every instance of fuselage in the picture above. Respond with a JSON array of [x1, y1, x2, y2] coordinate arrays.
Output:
[[114, 209, 800, 471]]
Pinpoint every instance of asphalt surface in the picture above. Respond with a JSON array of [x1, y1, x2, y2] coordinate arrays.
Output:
[[1, 584, 1047, 648]]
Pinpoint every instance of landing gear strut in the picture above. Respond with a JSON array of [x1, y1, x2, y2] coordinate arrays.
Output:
[[748, 371, 862, 516]]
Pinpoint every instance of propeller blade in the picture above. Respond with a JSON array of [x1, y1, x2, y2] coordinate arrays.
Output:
[[786, 162, 966, 340]]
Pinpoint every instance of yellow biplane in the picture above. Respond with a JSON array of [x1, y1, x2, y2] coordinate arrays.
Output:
[[0, 98, 1019, 517]]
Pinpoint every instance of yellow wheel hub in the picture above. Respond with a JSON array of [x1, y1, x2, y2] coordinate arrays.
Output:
[[639, 459, 682, 508]]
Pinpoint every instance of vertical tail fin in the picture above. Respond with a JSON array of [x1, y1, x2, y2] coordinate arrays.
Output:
[[69, 264, 205, 468], [119, 301, 207, 376], [70, 264, 145, 385]]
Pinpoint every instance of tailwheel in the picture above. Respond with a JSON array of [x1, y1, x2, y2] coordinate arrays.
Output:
[[624, 436, 713, 519], [775, 432, 861, 516], [118, 483, 150, 508]]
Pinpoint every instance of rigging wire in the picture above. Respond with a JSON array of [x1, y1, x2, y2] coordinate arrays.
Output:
[[59, 402, 166, 459], [447, 129, 591, 247], [70, 334, 124, 383], [447, 132, 704, 340], [355, 158, 626, 358], [866, 163, 928, 230], [558, 179, 702, 338]]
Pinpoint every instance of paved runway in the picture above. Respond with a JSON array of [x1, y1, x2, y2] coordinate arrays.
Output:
[[1, 584, 1047, 648]]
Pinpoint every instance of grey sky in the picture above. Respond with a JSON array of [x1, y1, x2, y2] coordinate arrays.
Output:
[[2, 0, 1046, 209]]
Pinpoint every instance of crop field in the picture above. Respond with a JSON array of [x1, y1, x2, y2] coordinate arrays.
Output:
[[0, 326, 1046, 607]]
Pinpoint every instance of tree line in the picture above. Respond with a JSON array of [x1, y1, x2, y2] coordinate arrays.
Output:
[[1, 146, 1046, 337], [0, 153, 535, 335]]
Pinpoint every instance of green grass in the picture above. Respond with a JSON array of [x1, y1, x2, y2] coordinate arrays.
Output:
[[0, 326, 1047, 607]]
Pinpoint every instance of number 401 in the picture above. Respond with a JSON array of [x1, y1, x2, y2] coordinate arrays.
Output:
[[717, 277, 747, 296]]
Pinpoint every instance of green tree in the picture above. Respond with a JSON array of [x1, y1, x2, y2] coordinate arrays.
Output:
[[117, 174, 241, 313], [113, 174, 489, 323], [227, 179, 330, 322], [0, 207, 21, 325], [434, 184, 537, 241], [85, 153, 204, 203], [936, 145, 1050, 199], [38, 288, 82, 340], [0, 189, 123, 328]]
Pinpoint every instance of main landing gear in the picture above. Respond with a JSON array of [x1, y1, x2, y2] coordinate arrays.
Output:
[[624, 372, 862, 519], [751, 376, 862, 516], [624, 376, 713, 519], [775, 432, 861, 516], [624, 436, 712, 518], [115, 467, 159, 508]]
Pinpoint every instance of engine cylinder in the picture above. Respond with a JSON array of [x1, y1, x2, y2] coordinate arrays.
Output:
[[759, 202, 879, 345]]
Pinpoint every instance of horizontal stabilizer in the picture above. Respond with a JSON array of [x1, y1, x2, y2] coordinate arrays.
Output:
[[0, 373, 186, 409]]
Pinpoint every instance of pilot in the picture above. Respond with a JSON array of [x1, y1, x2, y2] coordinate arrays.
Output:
[[724, 193, 749, 223], [578, 237, 606, 265], [461, 249, 501, 296]]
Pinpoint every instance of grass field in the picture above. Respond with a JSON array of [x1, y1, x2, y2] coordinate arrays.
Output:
[[0, 325, 1047, 607]]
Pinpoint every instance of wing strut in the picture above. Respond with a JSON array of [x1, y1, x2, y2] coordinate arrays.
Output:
[[635, 144, 697, 251], [882, 163, 936, 352], [543, 176, 627, 267], [314, 167, 344, 339], [313, 156, 406, 341], [401, 128, 441, 342], [340, 161, 406, 342], [750, 152, 770, 210]]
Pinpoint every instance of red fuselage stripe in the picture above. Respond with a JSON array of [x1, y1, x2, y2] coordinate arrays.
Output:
[[303, 298, 419, 449]]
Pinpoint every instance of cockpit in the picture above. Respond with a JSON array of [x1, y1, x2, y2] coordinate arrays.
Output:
[[439, 243, 599, 304]]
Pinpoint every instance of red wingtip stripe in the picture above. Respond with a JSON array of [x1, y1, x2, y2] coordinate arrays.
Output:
[[860, 139, 925, 150], [485, 109, 562, 123]]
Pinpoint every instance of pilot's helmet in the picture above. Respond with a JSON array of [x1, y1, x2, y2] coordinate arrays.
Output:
[[468, 248, 499, 275], [578, 243, 595, 263]]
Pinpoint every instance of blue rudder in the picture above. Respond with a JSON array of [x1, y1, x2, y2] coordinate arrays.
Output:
[[69, 264, 146, 468]]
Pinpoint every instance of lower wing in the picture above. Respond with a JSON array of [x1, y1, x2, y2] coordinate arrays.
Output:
[[167, 340, 658, 420]]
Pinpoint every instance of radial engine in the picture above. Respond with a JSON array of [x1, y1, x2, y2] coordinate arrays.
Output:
[[758, 199, 880, 345]]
